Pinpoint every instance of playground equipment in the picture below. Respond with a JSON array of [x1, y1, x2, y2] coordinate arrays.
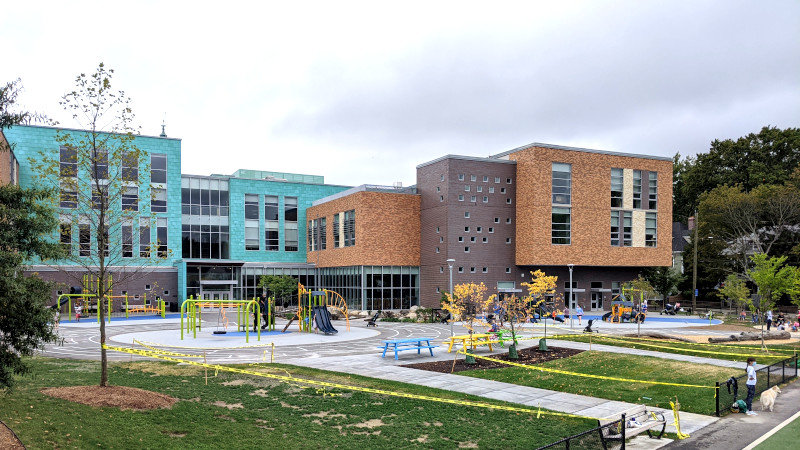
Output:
[[55, 274, 167, 322], [606, 288, 648, 323], [288, 283, 349, 332], [181, 297, 265, 343]]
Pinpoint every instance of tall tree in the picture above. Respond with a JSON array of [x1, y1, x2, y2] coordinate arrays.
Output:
[[27, 64, 167, 387], [1, 79, 62, 390], [642, 267, 684, 301], [748, 253, 799, 348], [258, 275, 298, 305], [716, 274, 751, 313]]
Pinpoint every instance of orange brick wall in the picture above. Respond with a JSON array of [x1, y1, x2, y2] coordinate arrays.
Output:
[[306, 191, 421, 267], [510, 146, 673, 267]]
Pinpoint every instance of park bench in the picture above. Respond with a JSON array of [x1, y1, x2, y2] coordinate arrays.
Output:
[[598, 404, 666, 445], [378, 337, 438, 360]]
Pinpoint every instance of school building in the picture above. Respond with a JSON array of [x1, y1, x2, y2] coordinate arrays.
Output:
[[3, 124, 672, 311]]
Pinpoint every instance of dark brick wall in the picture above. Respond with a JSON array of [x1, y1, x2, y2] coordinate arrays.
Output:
[[26, 268, 179, 306]]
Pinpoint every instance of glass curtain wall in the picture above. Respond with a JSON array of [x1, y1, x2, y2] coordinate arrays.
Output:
[[181, 177, 230, 259]]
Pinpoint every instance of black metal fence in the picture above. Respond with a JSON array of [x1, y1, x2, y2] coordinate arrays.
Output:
[[716, 354, 798, 416], [536, 418, 624, 450]]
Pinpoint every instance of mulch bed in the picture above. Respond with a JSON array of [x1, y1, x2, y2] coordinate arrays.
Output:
[[403, 346, 583, 374], [40, 385, 178, 410]]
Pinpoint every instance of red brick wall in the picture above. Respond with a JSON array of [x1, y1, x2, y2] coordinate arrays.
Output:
[[307, 191, 420, 267], [510, 146, 673, 267]]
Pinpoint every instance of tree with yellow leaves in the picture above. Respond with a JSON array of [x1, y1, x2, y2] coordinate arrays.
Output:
[[441, 282, 496, 336], [520, 270, 560, 340]]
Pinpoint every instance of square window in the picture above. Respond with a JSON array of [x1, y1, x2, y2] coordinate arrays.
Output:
[[458, 174, 465, 181], [458, 267, 464, 273], [476, 186, 482, 192], [470, 175, 477, 182], [471, 196, 477, 202], [145, 284, 151, 290], [495, 177, 501, 183], [489, 187, 495, 193], [507, 178, 512, 184], [458, 194, 464, 201], [483, 176, 489, 182], [465, 226, 470, 232], [476, 227, 482, 232], [483, 196, 488, 203], [489, 227, 494, 233], [500, 187, 506, 194], [506, 238, 511, 244], [506, 218, 512, 224], [482, 267, 488, 273], [458, 236, 464, 242], [470, 267, 476, 273], [470, 237, 476, 242], [506, 198, 512, 204], [482, 237, 488, 243], [465, 185, 470, 192], [464, 212, 470, 218], [465, 246, 470, 253], [441, 175, 445, 181], [494, 217, 500, 223], [505, 267, 511, 273]]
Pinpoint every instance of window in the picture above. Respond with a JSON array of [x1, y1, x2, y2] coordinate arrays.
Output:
[[344, 210, 355, 246], [470, 196, 477, 202], [489, 187, 494, 193], [122, 221, 133, 258], [60, 180, 77, 208], [307, 220, 315, 251], [245, 194, 259, 250], [440, 196, 444, 202], [92, 149, 108, 179], [122, 186, 138, 211], [500, 187, 506, 194], [506, 198, 512, 204], [465, 185, 470, 192], [476, 227, 482, 233], [494, 217, 500, 223], [180, 177, 230, 259], [482, 237, 487, 243], [648, 172, 658, 209], [476, 186, 482, 192], [552, 162, 572, 205], [470, 267, 476, 273], [482, 267, 488, 273], [470, 175, 477, 181], [464, 226, 470, 232], [458, 194, 464, 201], [506, 218, 512, 224], [441, 175, 445, 181], [483, 196, 488, 203], [611, 210, 620, 246], [333, 213, 341, 248], [633, 170, 642, 209], [156, 218, 168, 257], [458, 174, 465, 181], [483, 176, 489, 182], [458, 236, 464, 242], [59, 146, 77, 177], [436, 186, 440, 192], [611, 168, 623, 208], [505, 267, 511, 274], [506, 237, 511, 244], [285, 197, 299, 251], [60, 221, 72, 255], [435, 247, 440, 253], [440, 267, 444, 273], [439, 236, 444, 243], [78, 224, 91, 257], [623, 211, 632, 246], [495, 177, 501, 183], [464, 246, 470, 253], [507, 178, 512, 184], [488, 227, 494, 233], [316, 217, 326, 251], [151, 154, 167, 184], [464, 212, 470, 218], [121, 151, 138, 182], [470, 237, 476, 243], [265, 196, 279, 251], [139, 218, 150, 257], [458, 267, 464, 273], [645, 212, 657, 247], [436, 227, 440, 233], [552, 207, 571, 245], [151, 187, 167, 213]]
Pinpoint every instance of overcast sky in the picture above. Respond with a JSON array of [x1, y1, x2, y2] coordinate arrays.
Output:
[[2, 1, 798, 187]]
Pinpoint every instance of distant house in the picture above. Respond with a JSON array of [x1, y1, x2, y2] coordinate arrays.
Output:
[[672, 221, 691, 274]]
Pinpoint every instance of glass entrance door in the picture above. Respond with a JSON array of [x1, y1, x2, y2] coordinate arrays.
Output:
[[200, 286, 232, 301]]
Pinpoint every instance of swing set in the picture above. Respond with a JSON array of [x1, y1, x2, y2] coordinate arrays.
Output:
[[180, 295, 276, 343]]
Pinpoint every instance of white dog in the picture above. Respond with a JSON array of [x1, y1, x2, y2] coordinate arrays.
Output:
[[760, 385, 781, 411]]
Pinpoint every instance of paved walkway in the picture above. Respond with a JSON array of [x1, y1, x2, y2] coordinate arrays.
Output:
[[48, 314, 794, 448]]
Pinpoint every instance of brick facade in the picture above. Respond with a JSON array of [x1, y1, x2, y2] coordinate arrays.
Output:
[[307, 190, 421, 267]]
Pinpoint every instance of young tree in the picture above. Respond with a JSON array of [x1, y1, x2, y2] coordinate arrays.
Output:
[[643, 267, 684, 301], [258, 275, 298, 305], [748, 253, 798, 348], [27, 64, 167, 387], [1, 79, 62, 390], [717, 273, 751, 313], [441, 282, 495, 335]]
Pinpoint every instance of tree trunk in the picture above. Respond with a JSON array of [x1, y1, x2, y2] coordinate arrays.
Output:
[[708, 331, 790, 343]]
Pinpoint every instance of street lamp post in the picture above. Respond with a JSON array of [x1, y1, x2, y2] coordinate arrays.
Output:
[[447, 259, 455, 337], [568, 264, 574, 329], [691, 209, 698, 316]]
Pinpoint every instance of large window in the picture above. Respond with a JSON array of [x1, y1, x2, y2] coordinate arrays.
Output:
[[59, 146, 77, 177], [622, 211, 632, 247], [92, 149, 108, 180], [648, 172, 658, 210], [60, 220, 72, 255], [139, 217, 151, 257], [611, 211, 620, 246], [151, 154, 167, 184], [122, 221, 133, 258], [344, 210, 355, 247], [180, 177, 230, 259], [308, 219, 323, 251], [151, 188, 167, 213], [552, 162, 571, 205], [284, 197, 298, 252], [121, 151, 138, 182], [122, 186, 138, 211], [333, 213, 340, 248], [60, 180, 77, 209], [645, 212, 657, 247], [264, 196, 279, 251], [244, 194, 259, 251], [79, 223, 91, 257], [611, 168, 623, 208], [633, 170, 642, 209], [552, 207, 571, 245], [156, 217, 168, 257]]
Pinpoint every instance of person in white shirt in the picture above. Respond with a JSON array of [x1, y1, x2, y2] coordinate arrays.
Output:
[[745, 357, 757, 415], [766, 310, 773, 331]]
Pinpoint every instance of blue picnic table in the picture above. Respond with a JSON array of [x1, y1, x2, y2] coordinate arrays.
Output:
[[379, 337, 438, 360]]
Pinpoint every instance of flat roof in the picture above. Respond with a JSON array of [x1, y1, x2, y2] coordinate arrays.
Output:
[[312, 184, 418, 206], [490, 142, 673, 162], [416, 154, 518, 169]]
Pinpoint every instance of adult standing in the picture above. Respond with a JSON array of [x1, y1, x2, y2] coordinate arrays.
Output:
[[575, 305, 584, 325], [766, 310, 773, 331], [745, 357, 758, 415]]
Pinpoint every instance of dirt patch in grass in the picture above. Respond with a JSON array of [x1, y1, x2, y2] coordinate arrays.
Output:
[[118, 361, 203, 377], [40, 385, 178, 410], [403, 346, 583, 373], [680, 334, 798, 345], [0, 420, 25, 449], [683, 324, 758, 332]]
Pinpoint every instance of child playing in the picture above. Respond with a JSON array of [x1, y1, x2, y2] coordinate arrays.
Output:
[[74, 304, 82, 322]]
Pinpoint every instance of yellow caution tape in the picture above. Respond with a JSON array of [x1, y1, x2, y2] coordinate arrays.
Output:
[[102, 344, 598, 421], [459, 351, 715, 390], [133, 339, 275, 350], [133, 340, 205, 358], [563, 333, 783, 359]]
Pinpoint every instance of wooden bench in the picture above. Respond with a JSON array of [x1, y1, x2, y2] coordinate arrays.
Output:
[[446, 334, 499, 353], [379, 337, 438, 360], [598, 404, 666, 444]]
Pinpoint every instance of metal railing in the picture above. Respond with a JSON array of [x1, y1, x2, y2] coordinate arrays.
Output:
[[716, 354, 798, 416]]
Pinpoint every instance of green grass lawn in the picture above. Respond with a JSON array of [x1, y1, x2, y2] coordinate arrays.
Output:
[[2, 357, 595, 449], [754, 414, 800, 449], [460, 351, 739, 415]]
